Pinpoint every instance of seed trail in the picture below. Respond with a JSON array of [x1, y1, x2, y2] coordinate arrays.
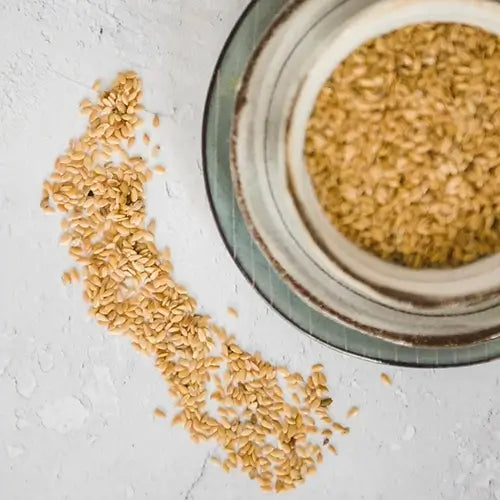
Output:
[[40, 71, 349, 493]]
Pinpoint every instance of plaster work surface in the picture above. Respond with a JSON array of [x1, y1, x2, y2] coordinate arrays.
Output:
[[0, 1, 499, 499]]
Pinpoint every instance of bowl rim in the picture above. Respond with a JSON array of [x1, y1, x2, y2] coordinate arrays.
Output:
[[202, 0, 500, 366], [285, 0, 500, 309], [229, 0, 500, 347]]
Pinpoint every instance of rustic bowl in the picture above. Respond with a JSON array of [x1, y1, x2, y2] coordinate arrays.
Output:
[[231, 0, 500, 346]]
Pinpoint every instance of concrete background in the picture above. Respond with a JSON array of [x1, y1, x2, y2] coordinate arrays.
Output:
[[0, 1, 499, 499]]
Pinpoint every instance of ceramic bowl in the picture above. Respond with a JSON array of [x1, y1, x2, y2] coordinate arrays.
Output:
[[231, 0, 500, 346]]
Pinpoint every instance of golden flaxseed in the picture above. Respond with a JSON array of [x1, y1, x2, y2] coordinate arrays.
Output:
[[41, 71, 350, 493], [380, 373, 392, 386], [227, 307, 238, 318], [347, 406, 360, 419], [306, 23, 500, 268]]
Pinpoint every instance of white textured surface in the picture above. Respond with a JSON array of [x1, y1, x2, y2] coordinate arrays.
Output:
[[0, 1, 499, 499]]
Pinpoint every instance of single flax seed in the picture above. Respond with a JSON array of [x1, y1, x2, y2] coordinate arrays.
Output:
[[347, 406, 360, 419], [227, 307, 238, 318], [154, 408, 166, 419]]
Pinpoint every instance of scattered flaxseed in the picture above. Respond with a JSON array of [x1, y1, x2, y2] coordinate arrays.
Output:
[[40, 71, 349, 493], [41, 205, 55, 213], [62, 268, 80, 284], [347, 406, 359, 419], [154, 165, 166, 174], [332, 423, 350, 435], [153, 114, 160, 128], [143, 133, 150, 145], [69, 267, 80, 282], [154, 408, 166, 419], [40, 187, 55, 212], [92, 79, 101, 92], [152, 145, 160, 158], [380, 373, 392, 386], [227, 307, 238, 318], [127, 136, 136, 148], [79, 98, 92, 114]]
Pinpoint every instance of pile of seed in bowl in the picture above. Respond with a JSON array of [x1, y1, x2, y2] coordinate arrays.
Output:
[[40, 72, 351, 493], [305, 23, 500, 268]]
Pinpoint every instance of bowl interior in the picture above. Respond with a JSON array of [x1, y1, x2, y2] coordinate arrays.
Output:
[[286, 0, 500, 306]]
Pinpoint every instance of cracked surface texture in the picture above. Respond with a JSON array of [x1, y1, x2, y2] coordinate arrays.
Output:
[[0, 1, 499, 499]]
